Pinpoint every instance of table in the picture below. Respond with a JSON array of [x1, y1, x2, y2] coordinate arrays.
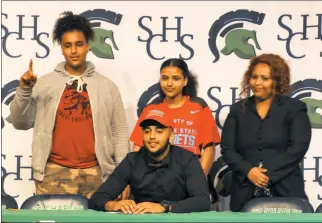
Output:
[[2, 209, 322, 222]]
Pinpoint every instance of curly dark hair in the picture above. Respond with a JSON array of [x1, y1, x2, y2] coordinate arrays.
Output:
[[52, 11, 94, 44], [240, 53, 291, 99], [158, 58, 199, 99]]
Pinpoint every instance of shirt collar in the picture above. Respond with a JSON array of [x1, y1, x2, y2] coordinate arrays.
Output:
[[143, 145, 172, 168], [244, 95, 284, 118], [245, 95, 284, 106]]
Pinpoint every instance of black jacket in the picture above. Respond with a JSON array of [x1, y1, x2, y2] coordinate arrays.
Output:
[[89, 145, 210, 213], [221, 95, 311, 211]]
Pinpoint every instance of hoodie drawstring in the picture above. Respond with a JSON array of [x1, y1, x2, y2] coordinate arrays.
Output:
[[66, 75, 86, 92]]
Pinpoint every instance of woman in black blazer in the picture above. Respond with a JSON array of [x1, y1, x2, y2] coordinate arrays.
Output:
[[221, 54, 312, 212]]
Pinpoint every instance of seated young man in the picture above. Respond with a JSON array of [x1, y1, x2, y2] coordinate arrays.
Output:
[[89, 109, 210, 214]]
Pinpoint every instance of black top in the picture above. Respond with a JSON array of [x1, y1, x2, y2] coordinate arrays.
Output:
[[88, 145, 210, 213], [221, 95, 311, 211]]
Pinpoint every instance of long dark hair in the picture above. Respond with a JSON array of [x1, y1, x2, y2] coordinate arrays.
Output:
[[158, 58, 198, 99]]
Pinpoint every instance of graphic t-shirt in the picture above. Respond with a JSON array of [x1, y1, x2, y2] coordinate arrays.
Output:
[[130, 96, 221, 155], [49, 81, 97, 168]]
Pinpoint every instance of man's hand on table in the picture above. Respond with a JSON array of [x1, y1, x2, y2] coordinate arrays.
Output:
[[133, 202, 166, 214], [105, 200, 168, 214]]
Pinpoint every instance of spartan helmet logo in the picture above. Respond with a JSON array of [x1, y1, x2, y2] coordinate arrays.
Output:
[[80, 9, 123, 59], [136, 83, 161, 117], [1, 80, 19, 129], [290, 79, 322, 129], [208, 10, 265, 63]]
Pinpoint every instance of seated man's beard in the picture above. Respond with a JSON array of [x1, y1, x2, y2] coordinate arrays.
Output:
[[145, 139, 170, 158]]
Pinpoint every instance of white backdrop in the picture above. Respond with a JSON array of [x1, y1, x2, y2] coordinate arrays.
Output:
[[1, 1, 321, 210]]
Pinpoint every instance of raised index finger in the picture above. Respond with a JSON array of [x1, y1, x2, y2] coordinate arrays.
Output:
[[29, 59, 33, 74]]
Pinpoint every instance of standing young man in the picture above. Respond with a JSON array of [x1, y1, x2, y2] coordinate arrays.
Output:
[[7, 11, 129, 198]]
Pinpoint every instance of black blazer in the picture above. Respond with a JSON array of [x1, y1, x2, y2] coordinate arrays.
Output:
[[221, 95, 311, 212]]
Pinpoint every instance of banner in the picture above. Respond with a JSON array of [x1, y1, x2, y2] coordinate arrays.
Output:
[[1, 1, 321, 210]]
